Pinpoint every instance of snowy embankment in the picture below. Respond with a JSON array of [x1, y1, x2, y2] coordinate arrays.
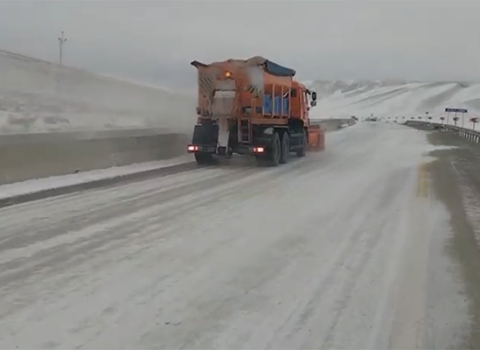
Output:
[[0, 49, 196, 134], [306, 80, 480, 130], [0, 155, 193, 202]]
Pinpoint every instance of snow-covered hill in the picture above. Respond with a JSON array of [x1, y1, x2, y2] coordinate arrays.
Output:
[[307, 80, 480, 122], [0, 50, 195, 134], [4, 48, 480, 134]]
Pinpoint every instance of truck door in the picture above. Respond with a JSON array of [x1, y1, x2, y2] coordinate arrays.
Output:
[[299, 88, 307, 119]]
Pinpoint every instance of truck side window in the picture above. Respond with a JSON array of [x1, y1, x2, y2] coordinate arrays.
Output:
[[291, 89, 297, 97]]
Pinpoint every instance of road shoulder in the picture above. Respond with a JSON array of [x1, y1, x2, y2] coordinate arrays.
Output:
[[426, 129, 480, 349]]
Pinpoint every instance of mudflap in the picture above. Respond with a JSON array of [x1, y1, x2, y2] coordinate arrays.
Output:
[[307, 125, 325, 152], [192, 123, 219, 153]]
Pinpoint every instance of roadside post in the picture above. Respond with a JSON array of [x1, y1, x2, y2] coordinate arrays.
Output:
[[471, 117, 479, 130], [445, 108, 468, 127]]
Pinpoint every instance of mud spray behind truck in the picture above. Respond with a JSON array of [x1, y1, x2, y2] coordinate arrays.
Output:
[[187, 56, 324, 166]]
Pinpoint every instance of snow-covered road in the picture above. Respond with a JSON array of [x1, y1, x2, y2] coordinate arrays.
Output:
[[0, 123, 468, 349]]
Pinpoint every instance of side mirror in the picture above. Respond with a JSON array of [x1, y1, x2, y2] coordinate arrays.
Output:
[[311, 101, 317, 107], [311, 91, 317, 101]]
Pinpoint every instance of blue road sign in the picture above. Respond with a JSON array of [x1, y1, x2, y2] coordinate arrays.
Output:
[[445, 108, 468, 113]]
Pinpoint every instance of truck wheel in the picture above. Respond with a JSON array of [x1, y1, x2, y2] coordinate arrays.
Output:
[[194, 153, 213, 165], [266, 132, 281, 167], [279, 132, 290, 164], [296, 130, 307, 157]]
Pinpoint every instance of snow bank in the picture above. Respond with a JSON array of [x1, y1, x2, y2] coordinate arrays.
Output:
[[0, 155, 192, 201], [0, 50, 196, 134], [306, 80, 480, 123]]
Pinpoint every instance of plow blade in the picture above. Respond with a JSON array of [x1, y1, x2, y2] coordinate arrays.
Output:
[[307, 125, 325, 152]]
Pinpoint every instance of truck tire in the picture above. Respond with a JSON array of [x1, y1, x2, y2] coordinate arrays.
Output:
[[195, 152, 213, 165], [266, 132, 281, 167], [296, 129, 307, 157], [280, 132, 290, 164]]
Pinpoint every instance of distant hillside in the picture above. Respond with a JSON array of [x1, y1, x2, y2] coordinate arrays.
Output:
[[306, 80, 480, 120], [4, 49, 478, 133], [0, 49, 195, 134]]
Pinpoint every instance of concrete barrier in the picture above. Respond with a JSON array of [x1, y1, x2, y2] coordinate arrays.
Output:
[[0, 118, 353, 186], [0, 131, 189, 185], [312, 118, 353, 131]]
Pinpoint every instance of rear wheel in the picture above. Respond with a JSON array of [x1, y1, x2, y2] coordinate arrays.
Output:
[[296, 129, 307, 157], [194, 152, 214, 165], [280, 132, 290, 164], [266, 132, 281, 167]]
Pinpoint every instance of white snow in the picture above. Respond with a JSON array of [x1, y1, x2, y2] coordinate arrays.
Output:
[[0, 49, 196, 134], [0, 122, 469, 349], [306, 80, 480, 128], [0, 155, 193, 200]]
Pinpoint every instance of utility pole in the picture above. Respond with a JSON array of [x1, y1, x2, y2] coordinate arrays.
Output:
[[58, 31, 67, 66], [56, 31, 67, 94]]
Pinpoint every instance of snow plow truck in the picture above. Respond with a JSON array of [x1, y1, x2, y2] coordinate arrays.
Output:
[[187, 56, 324, 166]]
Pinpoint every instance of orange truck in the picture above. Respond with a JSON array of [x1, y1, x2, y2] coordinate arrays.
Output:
[[187, 56, 324, 166]]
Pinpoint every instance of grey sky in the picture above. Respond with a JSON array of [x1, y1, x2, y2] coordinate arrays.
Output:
[[1, 0, 479, 88]]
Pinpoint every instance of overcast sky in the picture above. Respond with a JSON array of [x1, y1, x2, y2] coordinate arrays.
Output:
[[0, 0, 479, 88]]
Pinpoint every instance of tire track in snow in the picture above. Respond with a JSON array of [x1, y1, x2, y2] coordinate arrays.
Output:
[[0, 153, 334, 319], [262, 169, 410, 349]]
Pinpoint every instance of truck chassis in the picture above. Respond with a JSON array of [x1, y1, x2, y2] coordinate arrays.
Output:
[[188, 119, 308, 167]]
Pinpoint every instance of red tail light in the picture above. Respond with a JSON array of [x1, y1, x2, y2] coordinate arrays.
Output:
[[187, 145, 199, 152]]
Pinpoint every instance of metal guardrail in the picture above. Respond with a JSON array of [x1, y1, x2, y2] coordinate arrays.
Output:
[[405, 120, 480, 144]]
